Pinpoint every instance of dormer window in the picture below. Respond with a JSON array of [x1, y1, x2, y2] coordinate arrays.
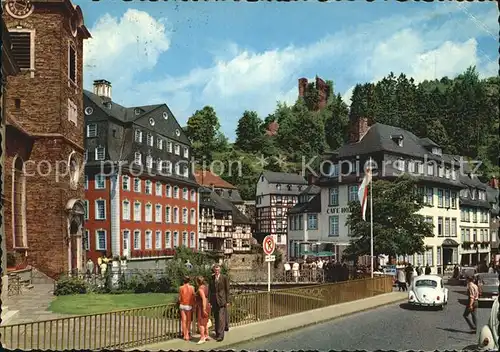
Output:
[[134, 108, 141, 116], [395, 159, 405, 171], [135, 130, 142, 143], [408, 161, 416, 173], [438, 166, 444, 178], [418, 162, 424, 175], [445, 168, 450, 179], [276, 184, 281, 191], [431, 147, 442, 156], [287, 185, 292, 191], [103, 102, 112, 109], [471, 189, 476, 200], [427, 162, 435, 176], [391, 134, 404, 147]]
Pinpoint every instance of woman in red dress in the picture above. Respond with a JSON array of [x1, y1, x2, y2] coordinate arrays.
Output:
[[195, 276, 211, 344]]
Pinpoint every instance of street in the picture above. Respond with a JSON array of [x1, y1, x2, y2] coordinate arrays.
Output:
[[234, 285, 491, 351]]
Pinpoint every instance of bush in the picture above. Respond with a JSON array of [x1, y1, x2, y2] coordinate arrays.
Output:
[[54, 276, 88, 296], [7, 252, 16, 267]]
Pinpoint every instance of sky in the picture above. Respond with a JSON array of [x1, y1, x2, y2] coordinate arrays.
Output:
[[75, 1, 498, 141]]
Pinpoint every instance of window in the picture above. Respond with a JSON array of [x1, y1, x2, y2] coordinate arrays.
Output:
[[329, 164, 339, 177], [10, 31, 33, 70], [135, 130, 142, 143], [183, 147, 189, 158], [122, 200, 130, 220], [155, 204, 162, 223], [190, 189, 196, 202], [157, 138, 163, 150], [174, 144, 180, 155], [95, 147, 105, 160], [134, 178, 141, 192], [466, 229, 471, 242], [182, 208, 188, 224], [425, 216, 433, 227], [175, 163, 180, 176], [95, 174, 105, 189], [84, 200, 89, 220], [173, 231, 179, 247], [425, 187, 433, 205], [165, 206, 171, 223], [480, 229, 484, 242], [190, 232, 195, 248], [484, 230, 489, 242], [84, 176, 88, 190], [134, 152, 142, 165], [145, 180, 152, 195], [146, 133, 153, 147], [182, 232, 188, 247], [174, 186, 179, 198], [122, 230, 130, 254], [167, 141, 173, 153], [329, 216, 339, 236], [461, 209, 466, 222], [427, 163, 434, 176], [122, 176, 130, 191], [461, 229, 465, 242], [438, 166, 444, 178], [67, 43, 77, 83], [155, 231, 162, 249], [133, 230, 141, 250], [146, 155, 153, 169], [329, 187, 339, 206], [134, 202, 141, 221], [166, 184, 172, 197], [95, 200, 106, 220], [145, 203, 153, 222], [473, 229, 477, 242], [87, 124, 97, 137], [437, 217, 443, 237], [307, 214, 318, 230], [395, 159, 405, 171], [437, 189, 443, 207], [190, 208, 196, 224], [425, 247, 433, 266], [473, 210, 477, 223], [155, 182, 162, 196], [145, 230, 152, 249], [444, 218, 450, 237], [183, 188, 188, 200], [451, 191, 457, 209], [451, 218, 457, 237], [165, 231, 172, 248], [444, 190, 450, 208], [164, 161, 172, 174], [348, 185, 358, 202], [173, 207, 179, 223], [96, 230, 106, 251], [84, 230, 90, 251]]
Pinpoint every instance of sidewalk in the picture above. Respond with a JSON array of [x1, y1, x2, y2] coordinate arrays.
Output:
[[136, 291, 407, 351]]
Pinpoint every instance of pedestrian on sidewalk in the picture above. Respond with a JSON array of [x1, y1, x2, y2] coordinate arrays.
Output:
[[209, 264, 230, 342], [397, 268, 407, 291], [178, 276, 195, 341], [425, 264, 431, 275], [195, 276, 211, 345], [463, 276, 479, 333]]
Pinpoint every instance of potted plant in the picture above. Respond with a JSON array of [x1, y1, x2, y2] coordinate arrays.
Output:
[[120, 255, 127, 266], [112, 255, 120, 267]]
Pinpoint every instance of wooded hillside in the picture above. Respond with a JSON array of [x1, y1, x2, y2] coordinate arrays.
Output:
[[184, 66, 499, 199]]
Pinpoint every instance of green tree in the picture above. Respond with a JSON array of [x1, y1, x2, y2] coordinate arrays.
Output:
[[185, 106, 221, 163], [235, 110, 264, 153], [324, 93, 349, 150], [344, 175, 433, 259]]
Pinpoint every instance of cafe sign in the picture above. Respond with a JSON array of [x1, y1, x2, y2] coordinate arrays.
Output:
[[326, 207, 350, 214]]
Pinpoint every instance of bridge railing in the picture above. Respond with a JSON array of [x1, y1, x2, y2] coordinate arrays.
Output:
[[229, 268, 325, 283], [0, 276, 393, 350]]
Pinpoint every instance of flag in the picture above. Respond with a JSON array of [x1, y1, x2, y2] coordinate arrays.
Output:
[[358, 165, 372, 221]]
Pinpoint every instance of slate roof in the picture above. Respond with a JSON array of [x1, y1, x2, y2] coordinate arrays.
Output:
[[300, 185, 321, 196], [195, 170, 237, 189], [288, 194, 321, 215], [209, 191, 233, 212], [335, 123, 455, 164], [220, 198, 252, 225], [83, 90, 190, 145], [262, 171, 308, 185]]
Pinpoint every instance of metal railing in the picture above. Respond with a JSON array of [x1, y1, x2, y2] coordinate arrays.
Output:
[[230, 268, 326, 283], [1, 276, 393, 350]]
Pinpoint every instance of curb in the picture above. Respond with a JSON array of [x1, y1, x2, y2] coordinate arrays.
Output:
[[221, 295, 407, 349]]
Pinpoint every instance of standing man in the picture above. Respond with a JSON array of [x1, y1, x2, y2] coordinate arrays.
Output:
[[463, 276, 479, 333], [209, 264, 230, 342]]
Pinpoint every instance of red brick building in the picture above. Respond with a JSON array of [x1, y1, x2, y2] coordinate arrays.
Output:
[[83, 81, 199, 266], [3, 0, 90, 277]]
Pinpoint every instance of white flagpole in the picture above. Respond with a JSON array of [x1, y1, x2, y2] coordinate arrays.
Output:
[[370, 157, 374, 279]]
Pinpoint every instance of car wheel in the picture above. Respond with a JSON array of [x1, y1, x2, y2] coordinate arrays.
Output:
[[439, 304, 445, 310]]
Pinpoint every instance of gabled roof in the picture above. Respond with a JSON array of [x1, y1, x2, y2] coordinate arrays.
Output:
[[195, 170, 237, 189], [262, 171, 307, 185], [210, 191, 233, 212], [300, 185, 321, 196], [219, 198, 252, 224], [288, 194, 321, 215]]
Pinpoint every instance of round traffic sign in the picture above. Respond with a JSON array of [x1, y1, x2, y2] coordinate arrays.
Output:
[[263, 235, 275, 255]]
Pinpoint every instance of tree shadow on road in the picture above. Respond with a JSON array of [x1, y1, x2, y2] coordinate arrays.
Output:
[[436, 327, 476, 335]]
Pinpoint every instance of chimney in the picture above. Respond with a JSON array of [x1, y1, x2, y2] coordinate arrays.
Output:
[[490, 177, 499, 189], [348, 117, 370, 143], [298, 78, 308, 98], [308, 174, 317, 185], [93, 79, 112, 100]]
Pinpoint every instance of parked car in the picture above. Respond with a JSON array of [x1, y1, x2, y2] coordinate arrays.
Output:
[[408, 275, 448, 309], [476, 273, 500, 306], [460, 267, 477, 286], [477, 296, 499, 350]]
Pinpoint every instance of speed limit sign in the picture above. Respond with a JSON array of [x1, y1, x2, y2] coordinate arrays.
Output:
[[263, 235, 275, 255]]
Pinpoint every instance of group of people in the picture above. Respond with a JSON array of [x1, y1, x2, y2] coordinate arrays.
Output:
[[283, 258, 351, 283], [177, 264, 230, 344], [396, 263, 433, 291]]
